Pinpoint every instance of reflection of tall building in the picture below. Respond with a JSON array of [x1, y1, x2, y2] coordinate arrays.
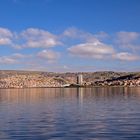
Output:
[[77, 74, 83, 85], [77, 88, 84, 106]]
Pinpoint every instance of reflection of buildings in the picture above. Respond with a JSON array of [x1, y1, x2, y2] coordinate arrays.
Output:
[[1, 87, 140, 104], [77, 88, 84, 105], [77, 74, 83, 85]]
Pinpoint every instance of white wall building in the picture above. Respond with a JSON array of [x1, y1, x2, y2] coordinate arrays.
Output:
[[77, 74, 83, 85]]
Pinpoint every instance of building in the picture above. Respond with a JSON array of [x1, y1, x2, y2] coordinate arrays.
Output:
[[77, 74, 83, 85]]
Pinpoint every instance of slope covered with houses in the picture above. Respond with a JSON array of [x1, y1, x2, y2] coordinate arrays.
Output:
[[0, 70, 140, 88]]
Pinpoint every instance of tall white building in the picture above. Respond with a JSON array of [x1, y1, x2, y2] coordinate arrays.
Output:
[[77, 74, 83, 85]]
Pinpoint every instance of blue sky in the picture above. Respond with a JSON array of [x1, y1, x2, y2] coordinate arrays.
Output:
[[0, 0, 140, 72]]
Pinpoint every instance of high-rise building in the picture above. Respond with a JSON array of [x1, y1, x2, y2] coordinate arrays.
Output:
[[77, 74, 83, 85]]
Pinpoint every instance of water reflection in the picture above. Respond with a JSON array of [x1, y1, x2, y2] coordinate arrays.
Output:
[[0, 87, 140, 103], [0, 87, 140, 140]]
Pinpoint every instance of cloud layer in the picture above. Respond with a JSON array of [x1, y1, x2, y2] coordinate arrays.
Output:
[[20, 28, 61, 48], [0, 53, 26, 64], [68, 41, 115, 59], [0, 28, 13, 45], [0, 27, 140, 71], [37, 50, 60, 62]]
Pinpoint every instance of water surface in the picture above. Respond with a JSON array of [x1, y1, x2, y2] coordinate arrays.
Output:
[[0, 87, 140, 140]]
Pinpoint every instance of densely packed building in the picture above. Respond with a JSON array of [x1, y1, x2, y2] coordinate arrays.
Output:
[[0, 71, 140, 88]]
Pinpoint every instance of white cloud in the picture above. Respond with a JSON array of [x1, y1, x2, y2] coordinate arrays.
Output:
[[67, 30, 140, 62], [63, 27, 98, 42], [0, 27, 62, 48], [0, 27, 140, 71], [0, 56, 18, 64], [68, 39, 140, 61], [115, 31, 140, 52], [68, 40, 115, 59], [0, 28, 13, 45], [63, 27, 110, 43], [20, 28, 61, 48], [116, 31, 139, 44], [63, 27, 84, 38], [37, 49, 60, 62], [0, 53, 27, 64], [113, 52, 139, 61], [12, 53, 27, 59], [0, 28, 13, 38], [95, 31, 110, 40], [0, 38, 12, 45]]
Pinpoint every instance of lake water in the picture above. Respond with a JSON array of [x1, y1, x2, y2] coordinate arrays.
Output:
[[0, 87, 140, 140]]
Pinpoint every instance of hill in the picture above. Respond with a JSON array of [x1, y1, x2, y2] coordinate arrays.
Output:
[[0, 70, 140, 88]]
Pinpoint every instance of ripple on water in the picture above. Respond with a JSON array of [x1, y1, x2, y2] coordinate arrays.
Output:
[[0, 87, 140, 140]]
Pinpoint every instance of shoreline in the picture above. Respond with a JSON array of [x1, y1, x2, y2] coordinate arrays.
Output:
[[0, 85, 140, 90]]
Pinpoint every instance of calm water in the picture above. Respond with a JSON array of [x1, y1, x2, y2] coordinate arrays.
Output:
[[0, 87, 140, 140]]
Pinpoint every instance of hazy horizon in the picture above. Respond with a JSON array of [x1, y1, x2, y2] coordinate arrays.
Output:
[[0, 69, 140, 73]]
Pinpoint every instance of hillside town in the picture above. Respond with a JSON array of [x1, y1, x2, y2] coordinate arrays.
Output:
[[0, 70, 140, 88]]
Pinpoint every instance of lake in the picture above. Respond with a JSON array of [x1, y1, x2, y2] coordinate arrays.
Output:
[[0, 87, 140, 140]]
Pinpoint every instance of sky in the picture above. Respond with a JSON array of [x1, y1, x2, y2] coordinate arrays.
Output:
[[0, 0, 140, 72]]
